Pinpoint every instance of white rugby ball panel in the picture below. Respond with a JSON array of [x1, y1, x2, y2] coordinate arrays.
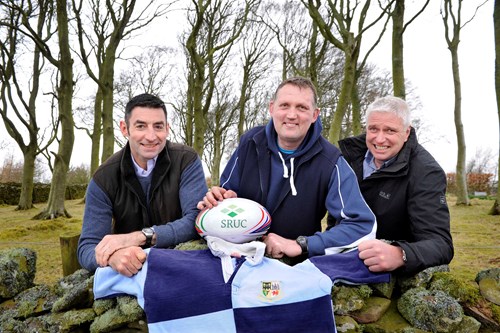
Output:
[[195, 198, 271, 243]]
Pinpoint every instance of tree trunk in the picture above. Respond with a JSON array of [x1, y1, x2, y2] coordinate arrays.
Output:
[[392, 0, 406, 99], [350, 82, 362, 136], [442, 0, 469, 206], [17, 147, 36, 210], [491, 0, 500, 215], [90, 88, 103, 177], [328, 42, 357, 145], [34, 0, 74, 219]]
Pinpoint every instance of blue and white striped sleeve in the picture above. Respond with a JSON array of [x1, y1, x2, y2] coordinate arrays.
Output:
[[307, 156, 377, 256]]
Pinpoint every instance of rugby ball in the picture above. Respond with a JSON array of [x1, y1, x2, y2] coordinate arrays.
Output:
[[195, 198, 272, 244]]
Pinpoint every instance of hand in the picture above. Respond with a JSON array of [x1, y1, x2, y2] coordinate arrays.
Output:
[[358, 239, 405, 272], [197, 186, 237, 210], [95, 232, 142, 267], [107, 246, 147, 277], [262, 233, 302, 258]]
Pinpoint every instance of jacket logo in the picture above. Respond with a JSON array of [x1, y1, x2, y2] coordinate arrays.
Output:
[[259, 281, 282, 302], [379, 191, 391, 200]]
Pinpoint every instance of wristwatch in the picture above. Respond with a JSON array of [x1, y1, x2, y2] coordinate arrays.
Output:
[[142, 227, 155, 247], [296, 236, 308, 255], [401, 248, 408, 264]]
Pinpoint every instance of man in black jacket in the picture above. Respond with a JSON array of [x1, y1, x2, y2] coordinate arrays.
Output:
[[333, 96, 453, 275]]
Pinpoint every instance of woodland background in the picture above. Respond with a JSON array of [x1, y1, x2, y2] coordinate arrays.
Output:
[[0, 0, 499, 220]]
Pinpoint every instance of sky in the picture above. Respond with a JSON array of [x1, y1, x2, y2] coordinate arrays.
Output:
[[0, 0, 497, 176], [371, 0, 498, 173]]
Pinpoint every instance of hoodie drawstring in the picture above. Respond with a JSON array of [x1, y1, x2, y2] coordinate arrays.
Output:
[[278, 152, 297, 196]]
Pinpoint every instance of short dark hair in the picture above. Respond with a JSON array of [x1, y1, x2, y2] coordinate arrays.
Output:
[[271, 77, 318, 108], [124, 93, 167, 125]]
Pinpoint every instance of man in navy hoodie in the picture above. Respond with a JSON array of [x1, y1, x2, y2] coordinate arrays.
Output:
[[198, 77, 377, 261], [78, 94, 207, 276]]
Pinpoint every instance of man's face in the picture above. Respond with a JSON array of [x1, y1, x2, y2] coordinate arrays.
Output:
[[120, 106, 169, 170], [365, 111, 410, 168], [269, 84, 320, 150]]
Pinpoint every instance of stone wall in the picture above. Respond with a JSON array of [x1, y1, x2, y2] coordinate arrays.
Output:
[[0, 183, 87, 205], [0, 243, 499, 333]]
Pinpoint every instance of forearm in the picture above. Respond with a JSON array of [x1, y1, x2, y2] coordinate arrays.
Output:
[[308, 158, 377, 256], [77, 180, 113, 272]]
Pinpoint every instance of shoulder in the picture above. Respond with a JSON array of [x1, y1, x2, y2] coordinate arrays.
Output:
[[315, 136, 342, 165], [411, 144, 445, 172], [93, 148, 125, 179], [240, 126, 266, 142], [166, 141, 198, 158]]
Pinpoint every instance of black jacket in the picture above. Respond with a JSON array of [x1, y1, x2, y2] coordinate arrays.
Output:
[[333, 128, 454, 275]]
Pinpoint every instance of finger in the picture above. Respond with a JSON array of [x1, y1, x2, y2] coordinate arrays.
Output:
[[223, 190, 237, 199], [273, 251, 283, 259], [136, 249, 147, 263]]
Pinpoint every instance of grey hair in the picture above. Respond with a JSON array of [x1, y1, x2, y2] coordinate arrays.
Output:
[[366, 96, 411, 128]]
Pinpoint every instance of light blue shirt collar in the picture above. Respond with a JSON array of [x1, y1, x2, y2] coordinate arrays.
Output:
[[131, 156, 157, 178], [363, 150, 396, 179]]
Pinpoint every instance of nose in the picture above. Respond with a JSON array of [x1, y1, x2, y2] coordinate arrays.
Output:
[[145, 126, 157, 140], [286, 108, 298, 119], [374, 131, 386, 143]]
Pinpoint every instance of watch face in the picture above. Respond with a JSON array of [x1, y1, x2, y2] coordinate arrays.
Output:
[[143, 228, 154, 237]]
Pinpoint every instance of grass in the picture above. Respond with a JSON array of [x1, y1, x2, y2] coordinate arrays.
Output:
[[0, 196, 498, 286], [0, 199, 84, 285]]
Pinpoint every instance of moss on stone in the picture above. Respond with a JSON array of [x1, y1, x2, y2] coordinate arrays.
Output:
[[397, 287, 463, 332], [475, 268, 500, 283], [491, 302, 500, 323], [334, 315, 361, 333], [332, 284, 372, 315], [0, 248, 37, 298], [93, 298, 116, 316], [52, 270, 94, 312], [174, 239, 208, 251], [59, 308, 96, 331], [430, 271, 481, 304], [363, 301, 425, 333], [116, 296, 144, 320], [371, 277, 396, 299]]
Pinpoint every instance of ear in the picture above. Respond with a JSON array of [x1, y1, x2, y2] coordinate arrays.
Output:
[[404, 126, 411, 141], [120, 120, 128, 137], [165, 122, 170, 137], [312, 108, 320, 122], [269, 101, 274, 116]]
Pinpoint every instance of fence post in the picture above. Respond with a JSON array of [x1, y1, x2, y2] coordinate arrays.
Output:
[[60, 233, 82, 276]]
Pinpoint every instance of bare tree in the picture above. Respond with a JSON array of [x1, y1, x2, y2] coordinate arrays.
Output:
[[390, 0, 430, 99], [236, 18, 274, 139], [491, 0, 500, 214], [72, 0, 171, 175], [303, 0, 395, 145], [0, 0, 75, 218], [0, 1, 58, 209], [183, 0, 259, 156], [441, 0, 488, 206]]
